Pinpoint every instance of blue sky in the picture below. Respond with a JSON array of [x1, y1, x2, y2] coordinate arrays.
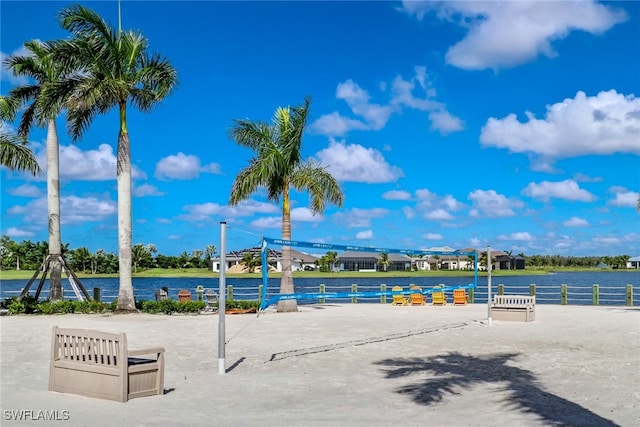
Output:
[[1, 1, 639, 257]]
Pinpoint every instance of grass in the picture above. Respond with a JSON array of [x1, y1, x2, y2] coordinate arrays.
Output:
[[3, 267, 632, 281]]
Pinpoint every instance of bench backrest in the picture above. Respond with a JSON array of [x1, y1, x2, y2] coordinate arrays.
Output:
[[493, 295, 535, 307], [51, 326, 127, 369]]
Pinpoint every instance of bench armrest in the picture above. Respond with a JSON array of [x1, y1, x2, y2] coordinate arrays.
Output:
[[128, 347, 165, 357]]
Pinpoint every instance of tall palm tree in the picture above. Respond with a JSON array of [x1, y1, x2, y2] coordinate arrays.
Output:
[[229, 96, 344, 312], [55, 5, 178, 312], [4, 40, 70, 300], [0, 96, 42, 175]]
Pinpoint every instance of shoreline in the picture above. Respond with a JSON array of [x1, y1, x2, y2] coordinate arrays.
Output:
[[3, 267, 640, 281]]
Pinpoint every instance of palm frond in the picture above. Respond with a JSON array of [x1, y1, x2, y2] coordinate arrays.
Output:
[[0, 136, 42, 176], [291, 161, 344, 214]]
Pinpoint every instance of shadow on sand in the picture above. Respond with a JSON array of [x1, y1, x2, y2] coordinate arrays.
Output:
[[375, 352, 619, 427]]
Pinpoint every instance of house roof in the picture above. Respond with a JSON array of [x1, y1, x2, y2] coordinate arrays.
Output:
[[212, 247, 318, 262]]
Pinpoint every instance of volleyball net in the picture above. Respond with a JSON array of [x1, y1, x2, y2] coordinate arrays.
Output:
[[259, 237, 478, 311]]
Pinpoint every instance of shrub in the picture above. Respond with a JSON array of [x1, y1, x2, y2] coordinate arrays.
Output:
[[225, 299, 260, 310]]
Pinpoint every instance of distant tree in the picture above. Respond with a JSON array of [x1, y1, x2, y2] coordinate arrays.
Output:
[[132, 244, 154, 273], [378, 253, 390, 272], [325, 251, 338, 272], [240, 252, 261, 273], [69, 247, 91, 273]]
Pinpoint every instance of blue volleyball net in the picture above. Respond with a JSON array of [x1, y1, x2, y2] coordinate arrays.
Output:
[[259, 237, 478, 311]]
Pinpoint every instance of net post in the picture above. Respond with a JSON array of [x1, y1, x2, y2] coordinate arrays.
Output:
[[487, 246, 492, 326], [218, 221, 226, 375]]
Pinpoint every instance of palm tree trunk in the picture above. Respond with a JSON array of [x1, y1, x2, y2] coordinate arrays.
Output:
[[278, 185, 297, 312], [46, 118, 63, 301], [115, 104, 136, 312]]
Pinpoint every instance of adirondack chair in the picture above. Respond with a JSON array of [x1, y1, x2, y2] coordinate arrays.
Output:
[[391, 286, 408, 306], [453, 289, 468, 305], [409, 285, 426, 305], [432, 286, 447, 306]]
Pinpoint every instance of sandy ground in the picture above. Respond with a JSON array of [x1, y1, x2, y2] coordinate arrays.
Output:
[[0, 303, 639, 427]]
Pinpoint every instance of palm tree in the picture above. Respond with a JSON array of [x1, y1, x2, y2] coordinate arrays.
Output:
[[55, 5, 178, 312], [228, 96, 344, 312], [378, 252, 390, 272], [325, 251, 338, 273], [4, 40, 71, 301], [240, 252, 261, 273], [0, 96, 42, 176]]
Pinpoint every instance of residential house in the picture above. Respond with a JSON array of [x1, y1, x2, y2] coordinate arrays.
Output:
[[337, 251, 412, 272], [211, 247, 318, 272]]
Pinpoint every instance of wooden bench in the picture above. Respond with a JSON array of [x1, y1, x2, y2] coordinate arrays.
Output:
[[49, 326, 165, 402], [491, 295, 535, 322]]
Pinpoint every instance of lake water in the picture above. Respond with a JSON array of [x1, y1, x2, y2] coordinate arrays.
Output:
[[1, 271, 639, 306]]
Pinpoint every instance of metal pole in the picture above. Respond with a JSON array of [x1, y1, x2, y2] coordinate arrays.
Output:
[[218, 222, 226, 374], [487, 245, 492, 326]]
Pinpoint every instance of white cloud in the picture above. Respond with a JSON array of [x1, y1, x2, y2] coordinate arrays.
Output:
[[337, 80, 395, 130], [563, 217, 589, 227], [332, 208, 388, 228], [608, 186, 639, 208], [133, 184, 166, 197], [250, 217, 281, 229], [291, 207, 324, 222], [481, 91, 640, 168], [310, 67, 463, 137], [401, 1, 627, 70], [428, 110, 464, 135], [6, 184, 43, 197], [314, 139, 403, 183], [180, 199, 278, 221], [468, 189, 524, 217], [307, 112, 368, 137], [6, 195, 116, 225], [522, 179, 596, 202], [422, 233, 443, 240], [4, 227, 35, 238], [33, 143, 146, 181], [155, 152, 222, 180], [382, 190, 412, 201], [497, 232, 534, 241], [592, 236, 620, 245], [355, 230, 374, 240], [62, 196, 117, 224], [412, 188, 464, 222], [402, 206, 415, 219], [423, 208, 453, 221]]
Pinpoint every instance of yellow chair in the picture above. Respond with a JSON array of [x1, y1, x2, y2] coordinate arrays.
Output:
[[391, 286, 408, 306], [409, 285, 426, 306], [432, 286, 447, 306], [453, 289, 468, 306]]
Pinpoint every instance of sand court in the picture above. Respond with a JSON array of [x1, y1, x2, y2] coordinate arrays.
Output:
[[1, 304, 638, 426]]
